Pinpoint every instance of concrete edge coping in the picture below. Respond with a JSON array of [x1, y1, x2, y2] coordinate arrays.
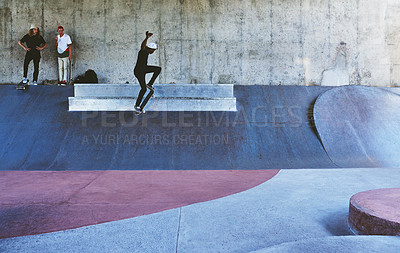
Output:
[[68, 97, 237, 100], [74, 83, 235, 86]]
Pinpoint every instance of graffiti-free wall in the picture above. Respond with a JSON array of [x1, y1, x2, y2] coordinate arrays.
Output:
[[1, 0, 399, 86]]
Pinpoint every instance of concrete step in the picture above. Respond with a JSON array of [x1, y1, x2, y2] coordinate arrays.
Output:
[[69, 83, 236, 111], [73, 83, 234, 98], [68, 97, 237, 111]]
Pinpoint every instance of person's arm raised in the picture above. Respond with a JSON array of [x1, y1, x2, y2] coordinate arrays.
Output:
[[140, 31, 153, 50]]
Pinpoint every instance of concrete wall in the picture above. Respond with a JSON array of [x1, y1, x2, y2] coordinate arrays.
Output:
[[1, 0, 399, 86]]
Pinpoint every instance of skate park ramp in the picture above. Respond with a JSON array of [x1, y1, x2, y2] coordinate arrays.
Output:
[[0, 84, 337, 170], [313, 85, 400, 168], [1, 84, 399, 170]]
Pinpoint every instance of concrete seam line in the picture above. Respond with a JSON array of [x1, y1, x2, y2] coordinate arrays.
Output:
[[175, 207, 182, 253]]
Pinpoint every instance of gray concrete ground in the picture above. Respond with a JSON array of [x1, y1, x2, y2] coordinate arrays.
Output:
[[1, 168, 400, 252]]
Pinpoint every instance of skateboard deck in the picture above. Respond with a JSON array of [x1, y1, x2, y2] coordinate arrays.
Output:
[[16, 80, 28, 90], [136, 85, 155, 114]]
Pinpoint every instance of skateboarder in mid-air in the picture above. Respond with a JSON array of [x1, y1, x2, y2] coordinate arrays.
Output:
[[134, 31, 161, 114]]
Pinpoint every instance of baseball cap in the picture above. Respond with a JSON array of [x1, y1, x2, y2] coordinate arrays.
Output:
[[147, 43, 157, 50], [30, 24, 38, 29]]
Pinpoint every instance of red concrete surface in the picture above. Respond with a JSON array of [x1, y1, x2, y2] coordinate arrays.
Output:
[[0, 170, 279, 238], [349, 188, 400, 235]]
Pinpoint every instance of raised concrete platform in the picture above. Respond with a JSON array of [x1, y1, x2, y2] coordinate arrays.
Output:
[[73, 83, 235, 98], [68, 83, 237, 111], [349, 188, 400, 235], [69, 97, 237, 111]]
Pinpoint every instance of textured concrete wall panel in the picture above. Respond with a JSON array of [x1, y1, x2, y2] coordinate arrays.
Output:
[[1, 0, 399, 86]]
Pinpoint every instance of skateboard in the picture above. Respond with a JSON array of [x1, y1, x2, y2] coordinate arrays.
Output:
[[136, 85, 155, 114], [16, 80, 29, 90]]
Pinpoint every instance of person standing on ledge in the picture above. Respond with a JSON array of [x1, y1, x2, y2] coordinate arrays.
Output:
[[55, 26, 72, 86], [18, 24, 47, 85], [134, 31, 161, 114]]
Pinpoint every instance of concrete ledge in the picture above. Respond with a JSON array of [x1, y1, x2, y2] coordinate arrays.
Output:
[[68, 97, 237, 111], [73, 83, 234, 98], [69, 83, 236, 111], [349, 188, 400, 235]]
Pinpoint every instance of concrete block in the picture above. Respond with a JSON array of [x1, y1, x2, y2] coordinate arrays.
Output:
[[73, 83, 234, 98], [70, 83, 236, 111], [68, 97, 237, 112], [349, 188, 400, 235]]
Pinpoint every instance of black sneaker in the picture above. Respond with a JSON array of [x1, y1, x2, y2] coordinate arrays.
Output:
[[134, 106, 141, 115]]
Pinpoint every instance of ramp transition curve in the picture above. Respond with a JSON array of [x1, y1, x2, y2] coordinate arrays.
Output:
[[0, 85, 337, 170], [313, 85, 400, 168]]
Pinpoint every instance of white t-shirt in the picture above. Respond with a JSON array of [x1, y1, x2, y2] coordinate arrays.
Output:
[[57, 34, 72, 54]]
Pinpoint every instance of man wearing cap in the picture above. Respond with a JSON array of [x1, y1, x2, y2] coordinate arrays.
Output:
[[134, 31, 161, 114], [18, 24, 47, 85], [55, 26, 72, 86]]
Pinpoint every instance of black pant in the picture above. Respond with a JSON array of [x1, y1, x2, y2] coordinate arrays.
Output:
[[134, 66, 161, 108], [23, 53, 41, 82]]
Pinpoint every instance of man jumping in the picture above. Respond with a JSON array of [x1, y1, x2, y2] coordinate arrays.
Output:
[[134, 31, 161, 114]]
